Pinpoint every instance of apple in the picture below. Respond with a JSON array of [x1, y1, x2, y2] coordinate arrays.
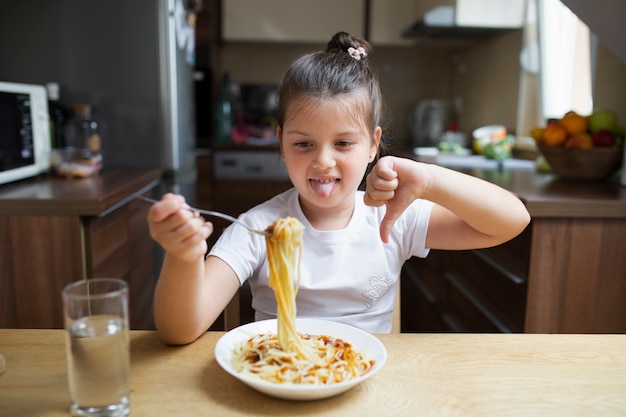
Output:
[[592, 129, 616, 147], [589, 109, 619, 134]]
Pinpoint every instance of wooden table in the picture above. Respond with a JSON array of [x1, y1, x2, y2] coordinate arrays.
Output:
[[1, 330, 625, 416]]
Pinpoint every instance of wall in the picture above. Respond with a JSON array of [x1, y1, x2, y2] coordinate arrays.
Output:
[[562, 0, 626, 64], [560, 0, 626, 125], [594, 42, 626, 126], [0, 1, 164, 170], [220, 42, 452, 149], [0, 0, 199, 186], [219, 34, 524, 148], [449, 31, 524, 135]]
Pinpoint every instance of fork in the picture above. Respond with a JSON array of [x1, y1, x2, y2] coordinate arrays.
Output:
[[134, 195, 271, 236]]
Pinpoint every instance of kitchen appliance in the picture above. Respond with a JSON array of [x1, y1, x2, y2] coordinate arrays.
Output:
[[408, 99, 452, 148], [213, 150, 289, 181], [403, 0, 525, 39], [0, 0, 197, 197], [0, 81, 50, 185]]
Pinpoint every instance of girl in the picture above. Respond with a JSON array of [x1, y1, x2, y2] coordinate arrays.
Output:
[[147, 32, 530, 345]]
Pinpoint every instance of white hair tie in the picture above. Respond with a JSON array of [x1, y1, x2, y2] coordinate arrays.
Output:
[[347, 46, 367, 61]]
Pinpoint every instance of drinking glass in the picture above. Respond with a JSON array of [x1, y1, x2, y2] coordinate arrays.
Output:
[[62, 278, 130, 417]]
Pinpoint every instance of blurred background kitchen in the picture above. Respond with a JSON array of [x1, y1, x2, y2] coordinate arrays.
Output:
[[1, 0, 624, 201], [1, 0, 625, 332]]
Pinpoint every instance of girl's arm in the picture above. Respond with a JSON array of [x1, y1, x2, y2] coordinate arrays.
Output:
[[364, 156, 530, 249], [147, 194, 240, 345], [153, 254, 240, 345]]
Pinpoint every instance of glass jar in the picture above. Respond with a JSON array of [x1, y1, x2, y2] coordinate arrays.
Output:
[[65, 104, 101, 153], [52, 104, 103, 177]]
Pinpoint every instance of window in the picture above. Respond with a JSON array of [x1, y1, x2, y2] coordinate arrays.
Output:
[[537, 0, 593, 120], [517, 0, 594, 137]]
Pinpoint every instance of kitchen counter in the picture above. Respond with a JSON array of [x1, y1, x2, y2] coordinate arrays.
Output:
[[0, 169, 161, 329], [398, 151, 626, 333], [0, 169, 161, 216], [1, 329, 625, 416], [458, 167, 625, 219], [405, 151, 626, 218]]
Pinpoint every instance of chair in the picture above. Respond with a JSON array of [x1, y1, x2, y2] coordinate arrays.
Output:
[[391, 281, 401, 333]]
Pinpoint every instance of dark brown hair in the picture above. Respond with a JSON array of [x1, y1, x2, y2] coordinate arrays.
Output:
[[276, 31, 383, 142]]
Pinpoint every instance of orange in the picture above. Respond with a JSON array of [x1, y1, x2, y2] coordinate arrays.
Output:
[[558, 111, 588, 135], [565, 132, 593, 149], [542, 124, 568, 146], [530, 126, 545, 143]]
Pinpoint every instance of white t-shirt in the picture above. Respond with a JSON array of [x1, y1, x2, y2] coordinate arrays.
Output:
[[209, 188, 433, 333]]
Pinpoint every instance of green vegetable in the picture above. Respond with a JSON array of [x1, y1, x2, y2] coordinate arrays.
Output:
[[438, 141, 466, 155], [483, 135, 515, 161]]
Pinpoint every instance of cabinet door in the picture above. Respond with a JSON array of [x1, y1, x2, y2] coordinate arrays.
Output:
[[368, 0, 419, 46], [0, 215, 83, 328], [401, 226, 530, 333], [84, 200, 156, 330], [223, 0, 365, 42]]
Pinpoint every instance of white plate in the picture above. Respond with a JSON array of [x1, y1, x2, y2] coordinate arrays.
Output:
[[214, 318, 387, 401]]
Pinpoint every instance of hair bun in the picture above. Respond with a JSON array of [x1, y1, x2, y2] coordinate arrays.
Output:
[[326, 31, 372, 58]]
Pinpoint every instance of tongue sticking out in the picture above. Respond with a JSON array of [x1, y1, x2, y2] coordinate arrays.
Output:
[[310, 179, 338, 199]]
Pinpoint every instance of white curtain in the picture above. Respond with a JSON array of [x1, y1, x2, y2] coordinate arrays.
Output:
[[537, 0, 593, 120]]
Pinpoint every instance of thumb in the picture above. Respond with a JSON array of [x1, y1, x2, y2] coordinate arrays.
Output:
[[379, 214, 395, 244], [377, 162, 417, 243], [379, 198, 407, 243]]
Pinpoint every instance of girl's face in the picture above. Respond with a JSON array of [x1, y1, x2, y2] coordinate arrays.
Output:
[[278, 96, 381, 221]]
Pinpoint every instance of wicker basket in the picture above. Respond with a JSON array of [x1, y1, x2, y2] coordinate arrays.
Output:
[[537, 143, 624, 180]]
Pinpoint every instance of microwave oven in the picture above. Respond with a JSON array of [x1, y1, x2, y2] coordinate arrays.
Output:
[[0, 81, 50, 185]]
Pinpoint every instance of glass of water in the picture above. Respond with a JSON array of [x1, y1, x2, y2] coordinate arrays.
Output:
[[62, 278, 130, 417]]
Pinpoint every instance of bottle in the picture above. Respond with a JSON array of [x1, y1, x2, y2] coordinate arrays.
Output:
[[215, 73, 233, 144], [45, 82, 67, 148]]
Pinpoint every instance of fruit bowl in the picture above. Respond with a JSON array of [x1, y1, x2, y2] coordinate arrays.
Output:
[[537, 143, 623, 180]]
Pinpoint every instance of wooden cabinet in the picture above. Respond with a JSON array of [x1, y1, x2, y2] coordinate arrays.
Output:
[[525, 217, 626, 333], [222, 0, 365, 43], [402, 226, 530, 333], [400, 166, 626, 334], [403, 216, 626, 334], [0, 170, 161, 330], [222, 0, 420, 46]]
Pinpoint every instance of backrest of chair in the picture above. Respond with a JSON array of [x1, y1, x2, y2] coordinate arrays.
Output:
[[391, 279, 401, 333]]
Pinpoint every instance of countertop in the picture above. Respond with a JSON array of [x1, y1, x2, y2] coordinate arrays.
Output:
[[0, 169, 161, 216], [402, 151, 626, 219], [0, 329, 624, 417]]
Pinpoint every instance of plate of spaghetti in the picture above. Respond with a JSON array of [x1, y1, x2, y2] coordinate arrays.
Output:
[[215, 318, 387, 400], [214, 216, 386, 400]]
